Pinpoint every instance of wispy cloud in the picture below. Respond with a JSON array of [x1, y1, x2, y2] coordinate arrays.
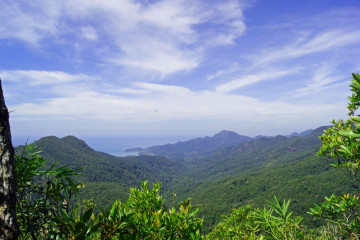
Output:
[[209, 8, 360, 101], [1, 70, 96, 104], [0, 0, 246, 76], [248, 30, 360, 68], [199, 1, 246, 46], [216, 68, 299, 93], [1, 70, 93, 86], [0, 1, 61, 46], [6, 70, 342, 127], [206, 62, 240, 81], [294, 64, 344, 97], [80, 26, 98, 41]]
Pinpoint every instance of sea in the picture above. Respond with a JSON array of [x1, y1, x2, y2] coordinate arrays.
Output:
[[12, 135, 194, 157]]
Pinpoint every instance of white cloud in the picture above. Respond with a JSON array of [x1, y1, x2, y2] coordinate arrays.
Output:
[[1, 70, 93, 86], [3, 67, 347, 136], [216, 68, 298, 93], [0, 0, 247, 76], [0, 1, 61, 46], [80, 26, 98, 41], [1, 70, 97, 105], [140, 0, 200, 44], [8, 77, 343, 127], [201, 1, 246, 46], [109, 88, 150, 95], [294, 64, 343, 97], [106, 37, 201, 75], [248, 30, 360, 67]]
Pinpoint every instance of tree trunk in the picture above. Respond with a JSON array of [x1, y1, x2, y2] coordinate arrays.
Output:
[[0, 78, 18, 239]]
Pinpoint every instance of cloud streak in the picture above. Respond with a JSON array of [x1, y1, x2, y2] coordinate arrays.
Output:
[[1, 70, 93, 86], [0, 0, 246, 76], [5, 70, 343, 129], [216, 68, 299, 93], [248, 30, 360, 68]]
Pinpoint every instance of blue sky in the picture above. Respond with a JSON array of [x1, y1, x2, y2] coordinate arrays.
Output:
[[1, 0, 360, 139]]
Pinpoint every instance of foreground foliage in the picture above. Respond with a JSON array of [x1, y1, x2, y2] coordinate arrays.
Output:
[[15, 144, 83, 239], [15, 145, 202, 239], [206, 197, 309, 240], [314, 73, 360, 239]]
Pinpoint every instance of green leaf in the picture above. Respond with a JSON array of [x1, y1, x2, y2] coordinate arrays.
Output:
[[81, 208, 93, 223], [339, 145, 353, 156], [110, 204, 117, 221], [350, 115, 360, 123], [352, 73, 360, 82], [339, 130, 360, 137]]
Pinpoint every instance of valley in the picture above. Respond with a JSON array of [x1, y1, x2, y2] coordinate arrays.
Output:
[[18, 126, 358, 233]]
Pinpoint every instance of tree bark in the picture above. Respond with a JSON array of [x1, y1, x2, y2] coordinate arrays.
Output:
[[0, 78, 18, 239]]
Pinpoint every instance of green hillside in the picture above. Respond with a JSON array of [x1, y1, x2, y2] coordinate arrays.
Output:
[[160, 126, 358, 231], [18, 126, 359, 233], [18, 135, 188, 206]]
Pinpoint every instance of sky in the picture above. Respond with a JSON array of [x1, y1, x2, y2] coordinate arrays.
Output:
[[1, 0, 360, 141]]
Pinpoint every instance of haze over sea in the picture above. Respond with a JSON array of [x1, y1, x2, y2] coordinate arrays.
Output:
[[12, 135, 195, 157]]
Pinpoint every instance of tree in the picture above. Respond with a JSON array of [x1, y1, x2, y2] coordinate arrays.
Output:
[[15, 144, 83, 239], [14, 145, 203, 239], [311, 73, 360, 238], [318, 73, 360, 179], [0, 78, 19, 239]]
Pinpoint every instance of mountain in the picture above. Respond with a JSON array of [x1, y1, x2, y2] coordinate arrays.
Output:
[[287, 129, 313, 137], [160, 126, 357, 231], [126, 130, 252, 161], [18, 135, 187, 206], [17, 126, 358, 233]]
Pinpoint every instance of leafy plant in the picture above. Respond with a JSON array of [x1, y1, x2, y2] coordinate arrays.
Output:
[[318, 73, 360, 179], [54, 202, 99, 240], [308, 194, 360, 239], [206, 205, 260, 240], [15, 144, 83, 239], [15, 148, 203, 240], [314, 73, 360, 239], [123, 181, 203, 239], [253, 196, 306, 240], [206, 196, 309, 240], [97, 200, 134, 239]]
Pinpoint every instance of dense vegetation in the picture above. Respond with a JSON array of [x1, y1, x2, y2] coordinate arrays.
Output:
[[14, 74, 360, 238], [24, 127, 357, 233], [15, 146, 202, 239]]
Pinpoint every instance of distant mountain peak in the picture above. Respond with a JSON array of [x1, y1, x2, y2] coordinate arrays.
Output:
[[215, 130, 238, 136], [287, 129, 313, 138], [131, 130, 252, 160], [33, 135, 95, 152]]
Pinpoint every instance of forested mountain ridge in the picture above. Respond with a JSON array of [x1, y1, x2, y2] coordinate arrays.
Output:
[[126, 130, 252, 160], [162, 126, 357, 230], [32, 135, 187, 182], [16, 135, 188, 206], [15, 126, 358, 233], [126, 128, 314, 161]]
